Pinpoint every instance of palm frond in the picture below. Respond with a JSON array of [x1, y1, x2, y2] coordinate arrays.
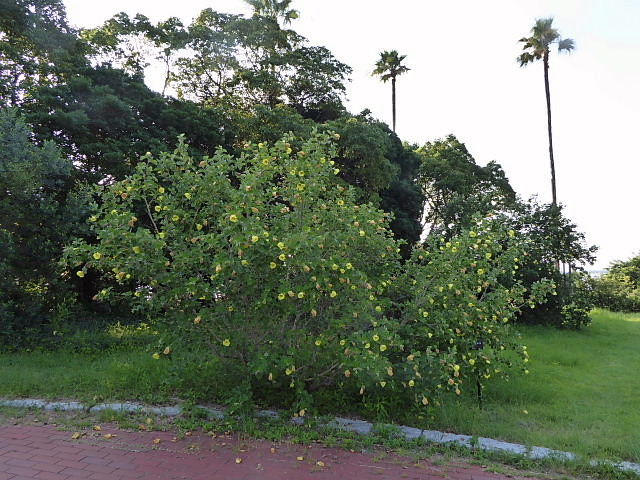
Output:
[[558, 37, 575, 52]]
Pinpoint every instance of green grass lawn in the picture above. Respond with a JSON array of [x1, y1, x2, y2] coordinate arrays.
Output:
[[423, 309, 640, 462], [1, 309, 639, 462]]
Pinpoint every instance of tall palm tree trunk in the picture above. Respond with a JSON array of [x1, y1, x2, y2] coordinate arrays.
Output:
[[543, 52, 557, 206], [392, 76, 396, 132]]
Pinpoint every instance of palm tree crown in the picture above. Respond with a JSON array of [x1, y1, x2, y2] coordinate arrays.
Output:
[[372, 50, 410, 132], [518, 18, 575, 67], [244, 0, 299, 25], [517, 18, 574, 206]]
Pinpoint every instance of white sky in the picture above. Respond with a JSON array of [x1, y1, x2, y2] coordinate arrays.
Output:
[[63, 0, 640, 270]]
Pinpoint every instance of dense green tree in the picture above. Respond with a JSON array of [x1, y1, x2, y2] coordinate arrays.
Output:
[[0, 0, 84, 107], [416, 135, 516, 238], [505, 199, 597, 327], [592, 254, 640, 312], [518, 18, 575, 205], [168, 9, 350, 120], [23, 65, 232, 182], [372, 50, 409, 132], [0, 108, 86, 341]]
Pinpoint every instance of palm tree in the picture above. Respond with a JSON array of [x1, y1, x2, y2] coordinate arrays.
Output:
[[372, 50, 410, 132], [244, 0, 299, 25], [518, 18, 575, 206]]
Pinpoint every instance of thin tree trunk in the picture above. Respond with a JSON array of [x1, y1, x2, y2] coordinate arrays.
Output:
[[543, 52, 557, 206], [392, 76, 396, 132]]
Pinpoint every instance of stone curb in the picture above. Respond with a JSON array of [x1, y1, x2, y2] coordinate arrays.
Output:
[[1, 398, 638, 475]]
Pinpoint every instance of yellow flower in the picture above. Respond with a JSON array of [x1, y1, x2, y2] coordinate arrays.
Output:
[[345, 263, 352, 270], [132, 246, 142, 254], [380, 381, 386, 387], [332, 264, 339, 270], [337, 200, 344, 206], [154, 205, 161, 212], [89, 215, 98, 222], [152, 353, 160, 360], [215, 264, 223, 273], [196, 224, 203, 231], [76, 270, 85, 278], [373, 334, 380, 342], [339, 339, 346, 346], [380, 344, 387, 352], [297, 292, 305, 298], [344, 370, 351, 377], [194, 316, 202, 325], [364, 342, 370, 349], [277, 293, 285, 300], [222, 338, 231, 347], [268, 373, 273, 381], [375, 306, 382, 312], [270, 262, 277, 269], [288, 290, 295, 297], [330, 291, 337, 298], [93, 252, 102, 260], [158, 187, 165, 193], [333, 168, 340, 175], [408, 380, 415, 387], [422, 396, 429, 405], [163, 347, 171, 355], [229, 214, 238, 222], [158, 232, 166, 238], [184, 192, 191, 199], [277, 242, 286, 249], [251, 235, 259, 243], [359, 230, 365, 237], [469, 358, 476, 365], [315, 339, 321, 346], [278, 254, 286, 261], [172, 215, 180, 222], [387, 367, 393, 376], [422, 311, 429, 317], [297, 183, 305, 191]]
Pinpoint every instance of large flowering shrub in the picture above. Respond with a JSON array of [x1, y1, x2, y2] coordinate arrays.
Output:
[[64, 133, 552, 411], [64, 133, 404, 400]]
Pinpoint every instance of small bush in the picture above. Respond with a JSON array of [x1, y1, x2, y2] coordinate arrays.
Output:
[[592, 254, 640, 312]]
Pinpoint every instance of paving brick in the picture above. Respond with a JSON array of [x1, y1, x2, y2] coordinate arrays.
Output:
[[34, 471, 72, 480], [6, 465, 43, 477], [0, 422, 537, 480]]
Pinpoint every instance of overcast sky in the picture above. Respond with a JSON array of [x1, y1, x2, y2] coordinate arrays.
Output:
[[63, 0, 640, 270]]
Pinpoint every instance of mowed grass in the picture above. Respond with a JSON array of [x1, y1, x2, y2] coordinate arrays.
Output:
[[0, 349, 174, 404], [1, 309, 639, 462], [424, 309, 640, 462]]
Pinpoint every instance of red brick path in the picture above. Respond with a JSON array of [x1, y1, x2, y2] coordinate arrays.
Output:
[[0, 423, 535, 479]]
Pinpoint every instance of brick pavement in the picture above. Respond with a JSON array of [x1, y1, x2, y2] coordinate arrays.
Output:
[[0, 423, 537, 480]]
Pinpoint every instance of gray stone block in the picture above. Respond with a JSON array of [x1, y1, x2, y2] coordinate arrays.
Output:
[[477, 437, 528, 455], [398, 425, 423, 440], [330, 417, 373, 435]]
